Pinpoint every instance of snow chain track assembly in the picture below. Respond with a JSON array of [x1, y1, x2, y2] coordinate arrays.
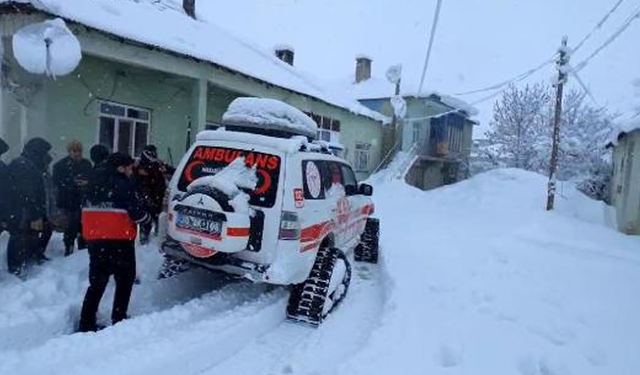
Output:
[[354, 218, 380, 264], [286, 247, 352, 326]]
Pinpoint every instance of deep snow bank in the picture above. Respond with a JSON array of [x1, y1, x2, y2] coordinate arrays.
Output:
[[339, 168, 640, 375], [0, 168, 638, 375]]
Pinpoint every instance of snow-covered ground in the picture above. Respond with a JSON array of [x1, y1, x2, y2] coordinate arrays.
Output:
[[1, 168, 639, 375]]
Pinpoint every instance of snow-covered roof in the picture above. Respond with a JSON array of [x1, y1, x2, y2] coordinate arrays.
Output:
[[606, 118, 640, 148], [336, 75, 479, 117], [222, 97, 318, 139], [197, 128, 309, 154], [0, 0, 388, 123]]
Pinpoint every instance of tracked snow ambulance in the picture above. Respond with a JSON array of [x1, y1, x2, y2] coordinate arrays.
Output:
[[160, 98, 379, 325]]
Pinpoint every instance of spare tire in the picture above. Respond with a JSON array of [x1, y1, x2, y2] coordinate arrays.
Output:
[[181, 185, 234, 212]]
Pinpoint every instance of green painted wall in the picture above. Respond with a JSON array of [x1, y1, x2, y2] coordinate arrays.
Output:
[[1, 15, 384, 179], [44, 55, 193, 163]]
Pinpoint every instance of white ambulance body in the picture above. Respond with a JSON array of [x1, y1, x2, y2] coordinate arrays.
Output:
[[160, 98, 379, 325]]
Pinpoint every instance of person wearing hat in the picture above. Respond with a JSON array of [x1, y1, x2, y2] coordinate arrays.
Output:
[[6, 137, 54, 277], [134, 145, 167, 244], [0, 138, 9, 233], [89, 144, 110, 168], [52, 140, 92, 256], [79, 152, 150, 332]]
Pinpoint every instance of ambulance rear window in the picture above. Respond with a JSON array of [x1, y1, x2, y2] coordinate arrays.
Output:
[[177, 146, 281, 208]]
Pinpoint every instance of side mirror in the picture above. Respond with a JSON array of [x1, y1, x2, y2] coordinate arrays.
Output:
[[345, 184, 358, 196], [359, 183, 373, 196]]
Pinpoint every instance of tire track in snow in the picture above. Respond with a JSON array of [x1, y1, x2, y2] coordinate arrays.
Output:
[[1, 237, 387, 375], [205, 263, 385, 375], [0, 279, 289, 375]]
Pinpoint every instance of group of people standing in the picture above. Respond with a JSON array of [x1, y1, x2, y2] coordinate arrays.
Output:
[[0, 137, 172, 332]]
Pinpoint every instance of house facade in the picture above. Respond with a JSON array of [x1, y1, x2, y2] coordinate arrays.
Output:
[[344, 57, 478, 190], [0, 0, 386, 180], [609, 122, 640, 235]]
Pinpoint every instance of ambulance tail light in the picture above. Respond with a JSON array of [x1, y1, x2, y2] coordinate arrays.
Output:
[[278, 211, 300, 240]]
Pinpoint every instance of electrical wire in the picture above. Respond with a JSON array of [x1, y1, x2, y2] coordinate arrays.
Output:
[[574, 5, 640, 73], [454, 1, 628, 99], [404, 89, 504, 123], [454, 57, 555, 96], [568, 65, 600, 106], [417, 0, 445, 96], [573, 0, 625, 54]]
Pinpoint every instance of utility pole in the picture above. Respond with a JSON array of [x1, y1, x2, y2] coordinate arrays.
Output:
[[418, 0, 444, 96], [392, 77, 401, 140], [546, 36, 570, 211], [386, 64, 404, 153]]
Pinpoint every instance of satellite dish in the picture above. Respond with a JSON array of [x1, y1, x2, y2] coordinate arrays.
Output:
[[12, 18, 82, 78], [386, 64, 403, 85]]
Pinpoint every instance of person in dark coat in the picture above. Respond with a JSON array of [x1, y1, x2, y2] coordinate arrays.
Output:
[[0, 138, 9, 233], [79, 153, 150, 332], [89, 144, 110, 168], [52, 140, 92, 255], [6, 138, 53, 277], [134, 145, 167, 245]]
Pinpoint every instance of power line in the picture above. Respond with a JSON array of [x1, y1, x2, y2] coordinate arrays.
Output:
[[568, 66, 600, 106], [454, 0, 628, 99], [574, 5, 640, 73], [454, 57, 555, 96], [404, 89, 503, 123], [573, 0, 625, 53], [417, 0, 445, 96]]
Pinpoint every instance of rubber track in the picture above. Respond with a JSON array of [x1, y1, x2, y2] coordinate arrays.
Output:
[[286, 247, 351, 326], [355, 218, 379, 264]]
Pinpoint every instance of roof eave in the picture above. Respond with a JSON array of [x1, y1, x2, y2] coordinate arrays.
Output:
[[358, 94, 475, 119], [0, 2, 384, 124]]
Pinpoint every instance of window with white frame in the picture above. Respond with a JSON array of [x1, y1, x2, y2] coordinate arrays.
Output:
[[99, 101, 150, 156], [354, 142, 371, 172], [306, 112, 341, 144]]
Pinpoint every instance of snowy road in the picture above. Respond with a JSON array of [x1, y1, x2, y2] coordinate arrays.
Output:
[[0, 235, 385, 375], [1, 168, 640, 375]]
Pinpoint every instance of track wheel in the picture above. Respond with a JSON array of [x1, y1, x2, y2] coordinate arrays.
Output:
[[286, 247, 351, 326], [354, 218, 379, 264]]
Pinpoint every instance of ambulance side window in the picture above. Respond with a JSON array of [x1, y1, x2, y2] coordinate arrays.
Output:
[[317, 161, 345, 198], [302, 160, 325, 200], [340, 164, 358, 196]]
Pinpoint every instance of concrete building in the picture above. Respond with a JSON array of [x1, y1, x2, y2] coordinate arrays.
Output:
[[0, 0, 387, 180], [608, 120, 640, 234], [339, 56, 478, 190]]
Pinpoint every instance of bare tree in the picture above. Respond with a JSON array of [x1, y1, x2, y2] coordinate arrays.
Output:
[[482, 83, 615, 201], [484, 83, 550, 170]]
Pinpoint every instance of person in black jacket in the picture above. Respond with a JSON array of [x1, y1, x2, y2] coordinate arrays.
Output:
[[134, 145, 167, 244], [89, 144, 110, 168], [52, 140, 93, 256], [79, 153, 150, 332], [6, 138, 53, 277], [0, 138, 9, 233]]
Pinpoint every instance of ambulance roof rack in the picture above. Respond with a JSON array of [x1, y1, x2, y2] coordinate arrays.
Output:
[[298, 140, 344, 156]]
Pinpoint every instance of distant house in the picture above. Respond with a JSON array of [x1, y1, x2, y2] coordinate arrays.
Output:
[[0, 0, 387, 180], [339, 56, 478, 190], [608, 120, 640, 234]]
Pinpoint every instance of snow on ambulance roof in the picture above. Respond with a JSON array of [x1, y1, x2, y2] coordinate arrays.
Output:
[[336, 75, 479, 117], [197, 128, 309, 155], [222, 97, 317, 139], [0, 0, 388, 123]]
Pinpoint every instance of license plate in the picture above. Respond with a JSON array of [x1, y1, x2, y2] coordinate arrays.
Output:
[[176, 213, 221, 235]]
